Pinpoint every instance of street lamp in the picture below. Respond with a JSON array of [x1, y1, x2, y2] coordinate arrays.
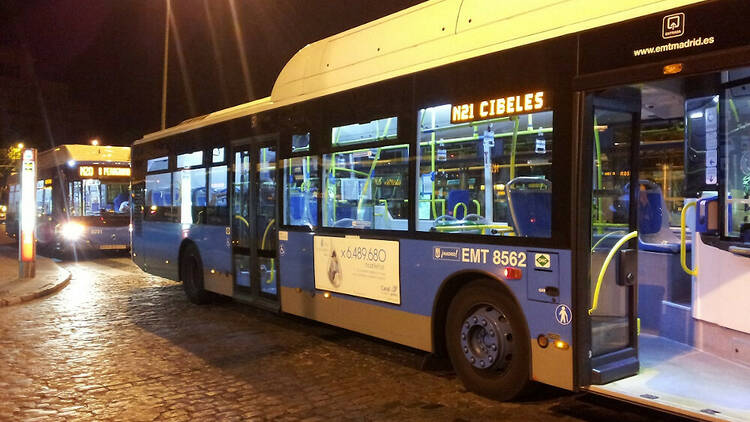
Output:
[[91, 139, 100, 146]]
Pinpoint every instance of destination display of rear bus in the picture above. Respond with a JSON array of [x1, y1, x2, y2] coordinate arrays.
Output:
[[5, 144, 131, 254], [131, 1, 750, 420]]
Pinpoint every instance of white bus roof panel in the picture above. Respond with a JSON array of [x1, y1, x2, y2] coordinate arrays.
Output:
[[137, 0, 704, 145], [38, 144, 131, 170]]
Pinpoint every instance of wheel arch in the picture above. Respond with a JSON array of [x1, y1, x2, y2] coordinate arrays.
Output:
[[431, 270, 527, 357]]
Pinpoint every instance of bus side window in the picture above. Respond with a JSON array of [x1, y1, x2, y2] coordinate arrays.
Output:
[[207, 165, 228, 226], [415, 104, 554, 238], [173, 168, 206, 225], [145, 173, 173, 222], [321, 117, 409, 231], [283, 156, 319, 228]]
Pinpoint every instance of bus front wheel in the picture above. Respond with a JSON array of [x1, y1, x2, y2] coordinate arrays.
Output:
[[180, 243, 212, 304], [445, 279, 532, 401]]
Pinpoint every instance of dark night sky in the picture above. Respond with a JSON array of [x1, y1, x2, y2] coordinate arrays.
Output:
[[2, 0, 422, 146]]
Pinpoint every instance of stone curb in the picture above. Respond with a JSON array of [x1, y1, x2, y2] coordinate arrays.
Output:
[[0, 269, 72, 307]]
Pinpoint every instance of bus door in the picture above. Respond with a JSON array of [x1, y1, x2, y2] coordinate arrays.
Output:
[[584, 88, 641, 384], [231, 137, 279, 305]]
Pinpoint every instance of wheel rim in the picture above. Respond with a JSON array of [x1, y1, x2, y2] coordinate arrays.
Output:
[[459, 304, 513, 371]]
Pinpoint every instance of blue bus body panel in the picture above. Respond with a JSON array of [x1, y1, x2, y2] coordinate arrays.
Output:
[[84, 225, 130, 249], [133, 222, 230, 281], [279, 231, 573, 343], [189, 225, 232, 274]]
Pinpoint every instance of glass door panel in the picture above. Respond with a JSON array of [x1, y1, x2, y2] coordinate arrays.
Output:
[[232, 147, 252, 289], [590, 105, 637, 357], [256, 146, 278, 297], [585, 88, 640, 378], [723, 80, 750, 239]]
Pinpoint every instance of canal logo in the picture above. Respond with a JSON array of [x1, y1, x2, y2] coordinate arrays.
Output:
[[433, 246, 460, 261], [662, 12, 685, 39], [534, 253, 551, 269], [556, 304, 572, 326]]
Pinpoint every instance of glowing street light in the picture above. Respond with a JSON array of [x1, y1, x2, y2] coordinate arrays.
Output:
[[91, 138, 100, 146], [19, 148, 37, 278]]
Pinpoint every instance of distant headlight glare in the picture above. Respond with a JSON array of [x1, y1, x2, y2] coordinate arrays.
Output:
[[61, 222, 85, 240]]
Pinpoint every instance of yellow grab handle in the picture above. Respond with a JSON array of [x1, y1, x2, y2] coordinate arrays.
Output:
[[589, 230, 638, 315], [453, 202, 468, 218], [680, 202, 698, 276]]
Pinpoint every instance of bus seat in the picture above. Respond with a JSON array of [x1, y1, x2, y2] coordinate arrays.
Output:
[[335, 204, 356, 220], [506, 177, 551, 238], [309, 199, 318, 225], [635, 181, 687, 254], [113, 192, 128, 211], [447, 190, 470, 219], [289, 193, 305, 221], [151, 191, 163, 206], [193, 188, 207, 207]]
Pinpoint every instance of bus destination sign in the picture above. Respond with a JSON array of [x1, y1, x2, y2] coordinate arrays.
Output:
[[79, 166, 131, 178], [450, 91, 548, 124]]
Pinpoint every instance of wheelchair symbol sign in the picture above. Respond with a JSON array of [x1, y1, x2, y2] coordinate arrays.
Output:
[[555, 304, 572, 325]]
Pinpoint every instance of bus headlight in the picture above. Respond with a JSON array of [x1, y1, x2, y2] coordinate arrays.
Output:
[[61, 222, 85, 240]]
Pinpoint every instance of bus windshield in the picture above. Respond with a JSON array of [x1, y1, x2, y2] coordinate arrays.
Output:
[[69, 179, 130, 216]]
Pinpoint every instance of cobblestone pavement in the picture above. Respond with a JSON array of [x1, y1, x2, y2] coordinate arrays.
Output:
[[0, 253, 690, 421]]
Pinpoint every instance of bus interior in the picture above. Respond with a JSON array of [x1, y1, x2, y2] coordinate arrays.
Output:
[[587, 65, 750, 421], [284, 109, 554, 238]]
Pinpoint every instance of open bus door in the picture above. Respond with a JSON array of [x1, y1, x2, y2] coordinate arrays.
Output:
[[579, 71, 750, 421], [231, 135, 280, 309], [584, 88, 641, 384]]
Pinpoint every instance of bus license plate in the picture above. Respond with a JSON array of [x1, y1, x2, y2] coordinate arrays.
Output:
[[100, 244, 127, 250]]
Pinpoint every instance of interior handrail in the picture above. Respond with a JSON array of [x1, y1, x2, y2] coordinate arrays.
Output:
[[680, 202, 698, 276], [261, 218, 276, 285], [453, 202, 468, 218], [589, 230, 638, 315]]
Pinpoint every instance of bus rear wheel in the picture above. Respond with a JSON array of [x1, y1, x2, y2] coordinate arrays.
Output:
[[445, 279, 532, 401], [180, 243, 212, 304]]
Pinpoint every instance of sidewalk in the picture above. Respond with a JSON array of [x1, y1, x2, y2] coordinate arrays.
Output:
[[0, 245, 71, 307]]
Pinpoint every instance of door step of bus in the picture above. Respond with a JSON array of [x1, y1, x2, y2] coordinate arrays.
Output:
[[232, 292, 280, 313], [591, 348, 639, 385]]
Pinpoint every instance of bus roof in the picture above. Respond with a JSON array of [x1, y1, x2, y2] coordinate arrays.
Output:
[[135, 0, 704, 145], [38, 144, 131, 170]]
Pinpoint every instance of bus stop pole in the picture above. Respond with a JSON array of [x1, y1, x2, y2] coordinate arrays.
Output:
[[19, 148, 37, 278]]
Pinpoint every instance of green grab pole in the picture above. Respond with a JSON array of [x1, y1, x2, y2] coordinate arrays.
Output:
[[417, 128, 553, 147], [431, 130, 438, 220], [729, 98, 740, 123], [509, 116, 520, 180], [357, 148, 382, 216], [381, 117, 392, 139], [330, 167, 369, 177], [593, 115, 603, 229], [453, 202, 467, 218]]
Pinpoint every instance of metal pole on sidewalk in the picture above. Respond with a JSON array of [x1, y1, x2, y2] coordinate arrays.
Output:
[[19, 148, 36, 278]]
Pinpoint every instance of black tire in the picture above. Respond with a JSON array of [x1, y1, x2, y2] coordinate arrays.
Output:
[[180, 243, 213, 304], [445, 279, 532, 401]]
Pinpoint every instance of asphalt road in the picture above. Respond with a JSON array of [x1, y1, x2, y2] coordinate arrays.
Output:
[[0, 237, 690, 421]]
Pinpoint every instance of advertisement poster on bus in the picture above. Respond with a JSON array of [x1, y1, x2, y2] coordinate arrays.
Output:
[[313, 235, 400, 304]]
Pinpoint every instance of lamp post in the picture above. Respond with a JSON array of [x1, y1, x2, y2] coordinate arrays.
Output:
[[161, 0, 171, 130]]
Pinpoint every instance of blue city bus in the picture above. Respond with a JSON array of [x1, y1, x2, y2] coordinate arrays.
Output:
[[132, 1, 750, 419], [6, 144, 131, 254]]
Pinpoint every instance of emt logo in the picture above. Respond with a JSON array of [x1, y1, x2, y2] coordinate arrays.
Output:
[[662, 13, 685, 39]]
